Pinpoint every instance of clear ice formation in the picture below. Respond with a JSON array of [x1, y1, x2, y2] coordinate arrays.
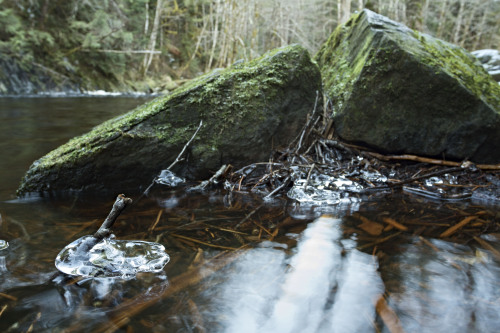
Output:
[[55, 235, 170, 279], [287, 174, 363, 205], [155, 169, 185, 187], [0, 240, 8, 251], [286, 165, 391, 205]]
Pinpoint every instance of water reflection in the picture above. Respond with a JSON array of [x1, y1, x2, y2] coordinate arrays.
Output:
[[0, 272, 169, 332], [205, 216, 383, 333], [262, 216, 342, 333], [323, 250, 383, 333], [1, 192, 500, 332], [380, 236, 500, 333], [0, 96, 152, 200]]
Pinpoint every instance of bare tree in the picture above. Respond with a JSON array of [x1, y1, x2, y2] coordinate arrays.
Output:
[[338, 0, 351, 24], [453, 0, 466, 44], [143, 0, 164, 75]]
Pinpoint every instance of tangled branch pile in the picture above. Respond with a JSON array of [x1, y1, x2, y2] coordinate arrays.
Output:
[[220, 96, 500, 205]]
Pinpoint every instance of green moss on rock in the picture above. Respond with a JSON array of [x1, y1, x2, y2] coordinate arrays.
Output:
[[18, 44, 321, 195], [315, 9, 500, 164]]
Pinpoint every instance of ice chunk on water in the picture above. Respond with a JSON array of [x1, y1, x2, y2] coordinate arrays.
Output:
[[55, 235, 170, 279], [360, 169, 387, 183], [0, 240, 8, 251], [155, 169, 185, 187], [287, 175, 362, 205]]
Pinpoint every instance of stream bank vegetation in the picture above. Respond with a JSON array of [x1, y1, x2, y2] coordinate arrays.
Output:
[[1, 0, 499, 93]]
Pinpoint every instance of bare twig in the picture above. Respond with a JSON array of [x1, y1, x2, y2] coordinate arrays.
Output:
[[264, 175, 291, 200], [94, 194, 133, 239], [191, 164, 231, 191], [167, 120, 204, 170], [366, 151, 500, 170], [142, 120, 203, 196], [303, 164, 316, 190], [440, 216, 477, 238], [170, 233, 238, 250], [289, 90, 320, 157], [235, 203, 264, 229]]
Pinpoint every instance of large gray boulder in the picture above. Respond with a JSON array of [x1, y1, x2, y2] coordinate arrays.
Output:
[[18, 44, 321, 195], [315, 9, 500, 164]]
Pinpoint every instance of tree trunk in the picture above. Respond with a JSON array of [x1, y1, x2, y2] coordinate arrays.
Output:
[[338, 0, 351, 24], [472, 4, 488, 50], [453, 0, 466, 45], [436, 0, 448, 38], [144, 0, 150, 34], [143, 0, 163, 75], [358, 0, 364, 11], [420, 0, 430, 31], [206, 0, 220, 71], [460, 0, 479, 48]]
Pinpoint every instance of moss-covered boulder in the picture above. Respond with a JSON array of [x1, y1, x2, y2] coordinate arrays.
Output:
[[315, 9, 500, 164], [18, 44, 321, 195]]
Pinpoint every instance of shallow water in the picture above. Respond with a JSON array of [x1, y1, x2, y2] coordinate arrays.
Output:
[[0, 97, 499, 332]]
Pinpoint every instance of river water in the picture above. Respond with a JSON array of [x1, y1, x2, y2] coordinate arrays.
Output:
[[0, 96, 499, 332]]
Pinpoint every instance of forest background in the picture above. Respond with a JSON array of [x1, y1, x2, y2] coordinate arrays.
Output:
[[1, 0, 499, 93]]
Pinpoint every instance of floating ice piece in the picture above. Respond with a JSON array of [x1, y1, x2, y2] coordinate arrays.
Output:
[[0, 240, 8, 251], [287, 175, 363, 205], [55, 235, 170, 279], [360, 169, 387, 183], [155, 169, 185, 187], [288, 182, 342, 205]]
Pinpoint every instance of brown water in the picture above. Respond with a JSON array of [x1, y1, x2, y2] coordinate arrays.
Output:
[[0, 97, 499, 333]]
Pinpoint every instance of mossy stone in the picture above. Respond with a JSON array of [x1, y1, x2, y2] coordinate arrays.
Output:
[[17, 44, 321, 195], [315, 9, 500, 164]]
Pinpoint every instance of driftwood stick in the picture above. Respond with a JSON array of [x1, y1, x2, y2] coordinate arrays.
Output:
[[303, 163, 316, 190], [296, 91, 320, 154], [94, 194, 133, 239], [366, 151, 500, 170], [287, 90, 320, 160], [264, 175, 291, 200], [191, 164, 232, 191], [235, 203, 264, 228], [440, 216, 477, 238]]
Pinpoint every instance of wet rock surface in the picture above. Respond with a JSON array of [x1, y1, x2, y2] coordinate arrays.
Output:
[[0, 57, 80, 95], [17, 44, 321, 195], [315, 9, 500, 164]]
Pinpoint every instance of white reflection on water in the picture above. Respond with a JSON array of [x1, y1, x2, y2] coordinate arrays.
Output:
[[385, 238, 500, 333], [319, 250, 383, 332], [207, 216, 383, 333]]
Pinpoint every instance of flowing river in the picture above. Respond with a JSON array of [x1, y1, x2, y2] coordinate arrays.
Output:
[[0, 96, 499, 332]]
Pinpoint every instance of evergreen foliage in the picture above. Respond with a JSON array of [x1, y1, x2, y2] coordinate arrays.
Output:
[[0, 0, 498, 93]]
